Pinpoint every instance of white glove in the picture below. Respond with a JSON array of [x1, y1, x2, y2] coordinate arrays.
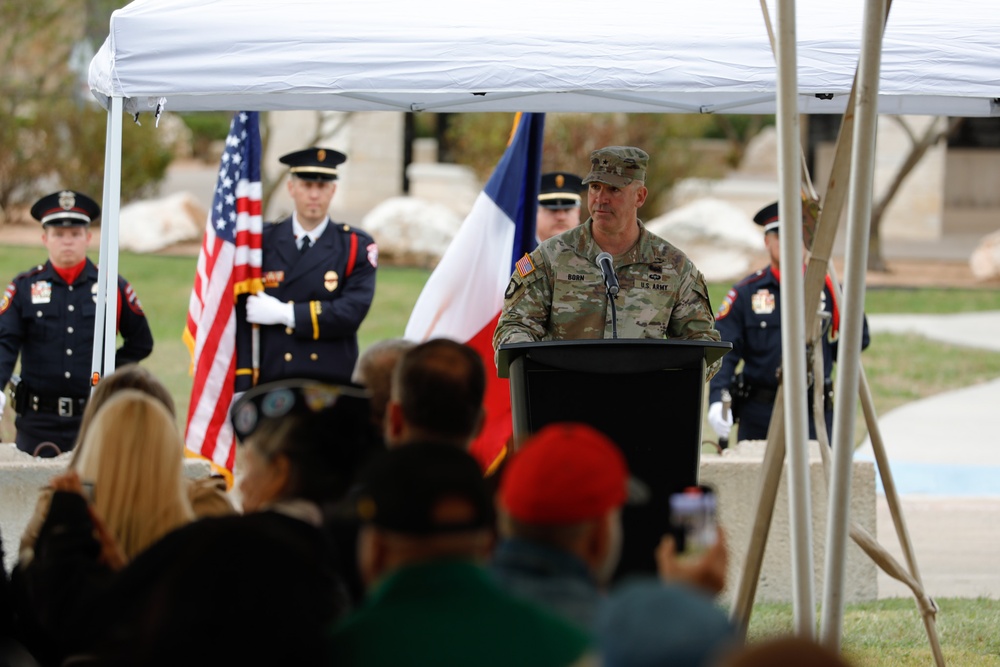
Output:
[[246, 293, 295, 328], [0, 391, 5, 420], [707, 401, 733, 440]]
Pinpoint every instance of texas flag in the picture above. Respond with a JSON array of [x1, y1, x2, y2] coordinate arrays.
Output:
[[404, 113, 545, 472]]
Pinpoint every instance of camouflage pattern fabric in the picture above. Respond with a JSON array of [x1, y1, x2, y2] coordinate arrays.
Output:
[[494, 220, 721, 378]]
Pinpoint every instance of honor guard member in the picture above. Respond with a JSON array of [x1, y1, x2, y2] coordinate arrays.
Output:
[[707, 201, 869, 443], [237, 147, 377, 389], [535, 171, 584, 242], [0, 191, 153, 457]]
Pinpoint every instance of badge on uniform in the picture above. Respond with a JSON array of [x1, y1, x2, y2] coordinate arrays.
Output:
[[751, 288, 775, 314], [31, 281, 52, 304], [324, 271, 339, 292], [264, 271, 285, 288]]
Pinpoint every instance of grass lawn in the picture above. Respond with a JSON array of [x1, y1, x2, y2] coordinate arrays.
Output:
[[2, 247, 999, 665]]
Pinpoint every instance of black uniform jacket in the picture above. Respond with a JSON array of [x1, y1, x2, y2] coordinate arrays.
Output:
[[0, 258, 152, 399], [708, 265, 869, 404], [235, 217, 377, 390]]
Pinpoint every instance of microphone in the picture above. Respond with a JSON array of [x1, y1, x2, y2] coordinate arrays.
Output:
[[595, 252, 619, 297]]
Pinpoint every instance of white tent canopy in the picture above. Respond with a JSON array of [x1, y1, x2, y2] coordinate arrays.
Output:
[[89, 0, 1000, 117]]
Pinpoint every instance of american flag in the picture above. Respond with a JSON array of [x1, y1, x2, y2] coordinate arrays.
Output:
[[183, 111, 262, 475]]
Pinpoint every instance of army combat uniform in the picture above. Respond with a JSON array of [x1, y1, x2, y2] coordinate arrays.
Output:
[[494, 219, 721, 361]]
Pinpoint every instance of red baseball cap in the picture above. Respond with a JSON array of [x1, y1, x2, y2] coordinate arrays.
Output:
[[499, 423, 630, 524]]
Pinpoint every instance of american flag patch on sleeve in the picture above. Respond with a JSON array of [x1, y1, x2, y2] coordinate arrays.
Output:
[[515, 254, 535, 278]]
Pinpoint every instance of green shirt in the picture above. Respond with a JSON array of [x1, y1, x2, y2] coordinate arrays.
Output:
[[329, 560, 595, 667]]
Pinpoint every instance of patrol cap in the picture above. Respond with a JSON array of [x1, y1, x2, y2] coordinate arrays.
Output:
[[753, 201, 781, 234], [30, 190, 100, 227], [538, 172, 584, 210], [499, 423, 646, 524], [353, 443, 494, 536], [279, 147, 347, 181], [581, 146, 649, 188]]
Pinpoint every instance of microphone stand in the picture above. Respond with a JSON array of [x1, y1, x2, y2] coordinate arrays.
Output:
[[607, 287, 618, 339]]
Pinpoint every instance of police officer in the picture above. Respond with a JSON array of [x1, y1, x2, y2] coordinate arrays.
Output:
[[707, 201, 869, 443], [237, 147, 377, 389], [536, 171, 584, 242], [0, 191, 153, 456]]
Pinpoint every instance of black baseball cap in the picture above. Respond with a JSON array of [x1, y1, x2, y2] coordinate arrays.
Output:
[[353, 443, 494, 535]]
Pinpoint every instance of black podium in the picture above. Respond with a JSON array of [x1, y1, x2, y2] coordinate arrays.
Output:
[[497, 339, 731, 578]]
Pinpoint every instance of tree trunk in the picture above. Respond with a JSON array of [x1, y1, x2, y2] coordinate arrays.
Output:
[[867, 117, 964, 272]]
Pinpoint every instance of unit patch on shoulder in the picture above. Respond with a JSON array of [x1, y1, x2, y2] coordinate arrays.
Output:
[[0, 283, 14, 315], [515, 253, 535, 278]]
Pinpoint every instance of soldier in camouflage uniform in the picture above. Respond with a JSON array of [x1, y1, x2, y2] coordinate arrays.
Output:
[[494, 146, 720, 373]]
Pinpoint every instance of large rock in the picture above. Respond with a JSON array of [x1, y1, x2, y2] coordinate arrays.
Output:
[[118, 192, 206, 253], [361, 197, 462, 268], [970, 229, 1000, 281], [646, 198, 766, 283]]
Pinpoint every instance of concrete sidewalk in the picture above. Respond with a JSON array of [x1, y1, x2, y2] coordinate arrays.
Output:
[[855, 311, 1000, 599]]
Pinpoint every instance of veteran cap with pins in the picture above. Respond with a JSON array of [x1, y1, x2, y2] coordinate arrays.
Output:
[[538, 172, 584, 210], [753, 202, 781, 234], [30, 190, 100, 227], [279, 147, 347, 181]]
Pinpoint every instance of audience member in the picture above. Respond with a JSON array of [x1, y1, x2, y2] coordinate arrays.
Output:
[[18, 365, 233, 568], [15, 390, 194, 662], [493, 423, 627, 629], [384, 338, 485, 449], [329, 442, 595, 667], [352, 337, 415, 437], [21, 379, 375, 666], [714, 635, 856, 667], [492, 422, 729, 633], [596, 579, 737, 667]]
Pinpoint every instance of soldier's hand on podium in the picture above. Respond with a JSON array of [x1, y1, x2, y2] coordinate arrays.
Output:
[[247, 292, 295, 328], [707, 401, 732, 440]]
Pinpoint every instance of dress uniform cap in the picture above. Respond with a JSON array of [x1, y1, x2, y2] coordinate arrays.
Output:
[[538, 171, 584, 210], [499, 423, 642, 524], [753, 201, 781, 234], [279, 147, 347, 181], [353, 443, 493, 536], [581, 146, 649, 188], [30, 190, 100, 227]]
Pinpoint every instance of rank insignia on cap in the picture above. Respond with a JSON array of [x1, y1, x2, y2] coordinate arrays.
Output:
[[555, 174, 565, 188], [515, 254, 535, 278], [59, 191, 76, 210], [317, 149, 327, 162]]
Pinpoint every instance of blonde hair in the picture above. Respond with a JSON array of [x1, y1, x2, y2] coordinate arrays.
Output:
[[74, 389, 193, 561], [70, 364, 175, 467]]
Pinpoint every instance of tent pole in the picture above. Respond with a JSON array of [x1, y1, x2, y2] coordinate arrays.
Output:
[[820, 0, 885, 649], [92, 96, 123, 387], [102, 97, 124, 378], [776, 0, 815, 637]]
